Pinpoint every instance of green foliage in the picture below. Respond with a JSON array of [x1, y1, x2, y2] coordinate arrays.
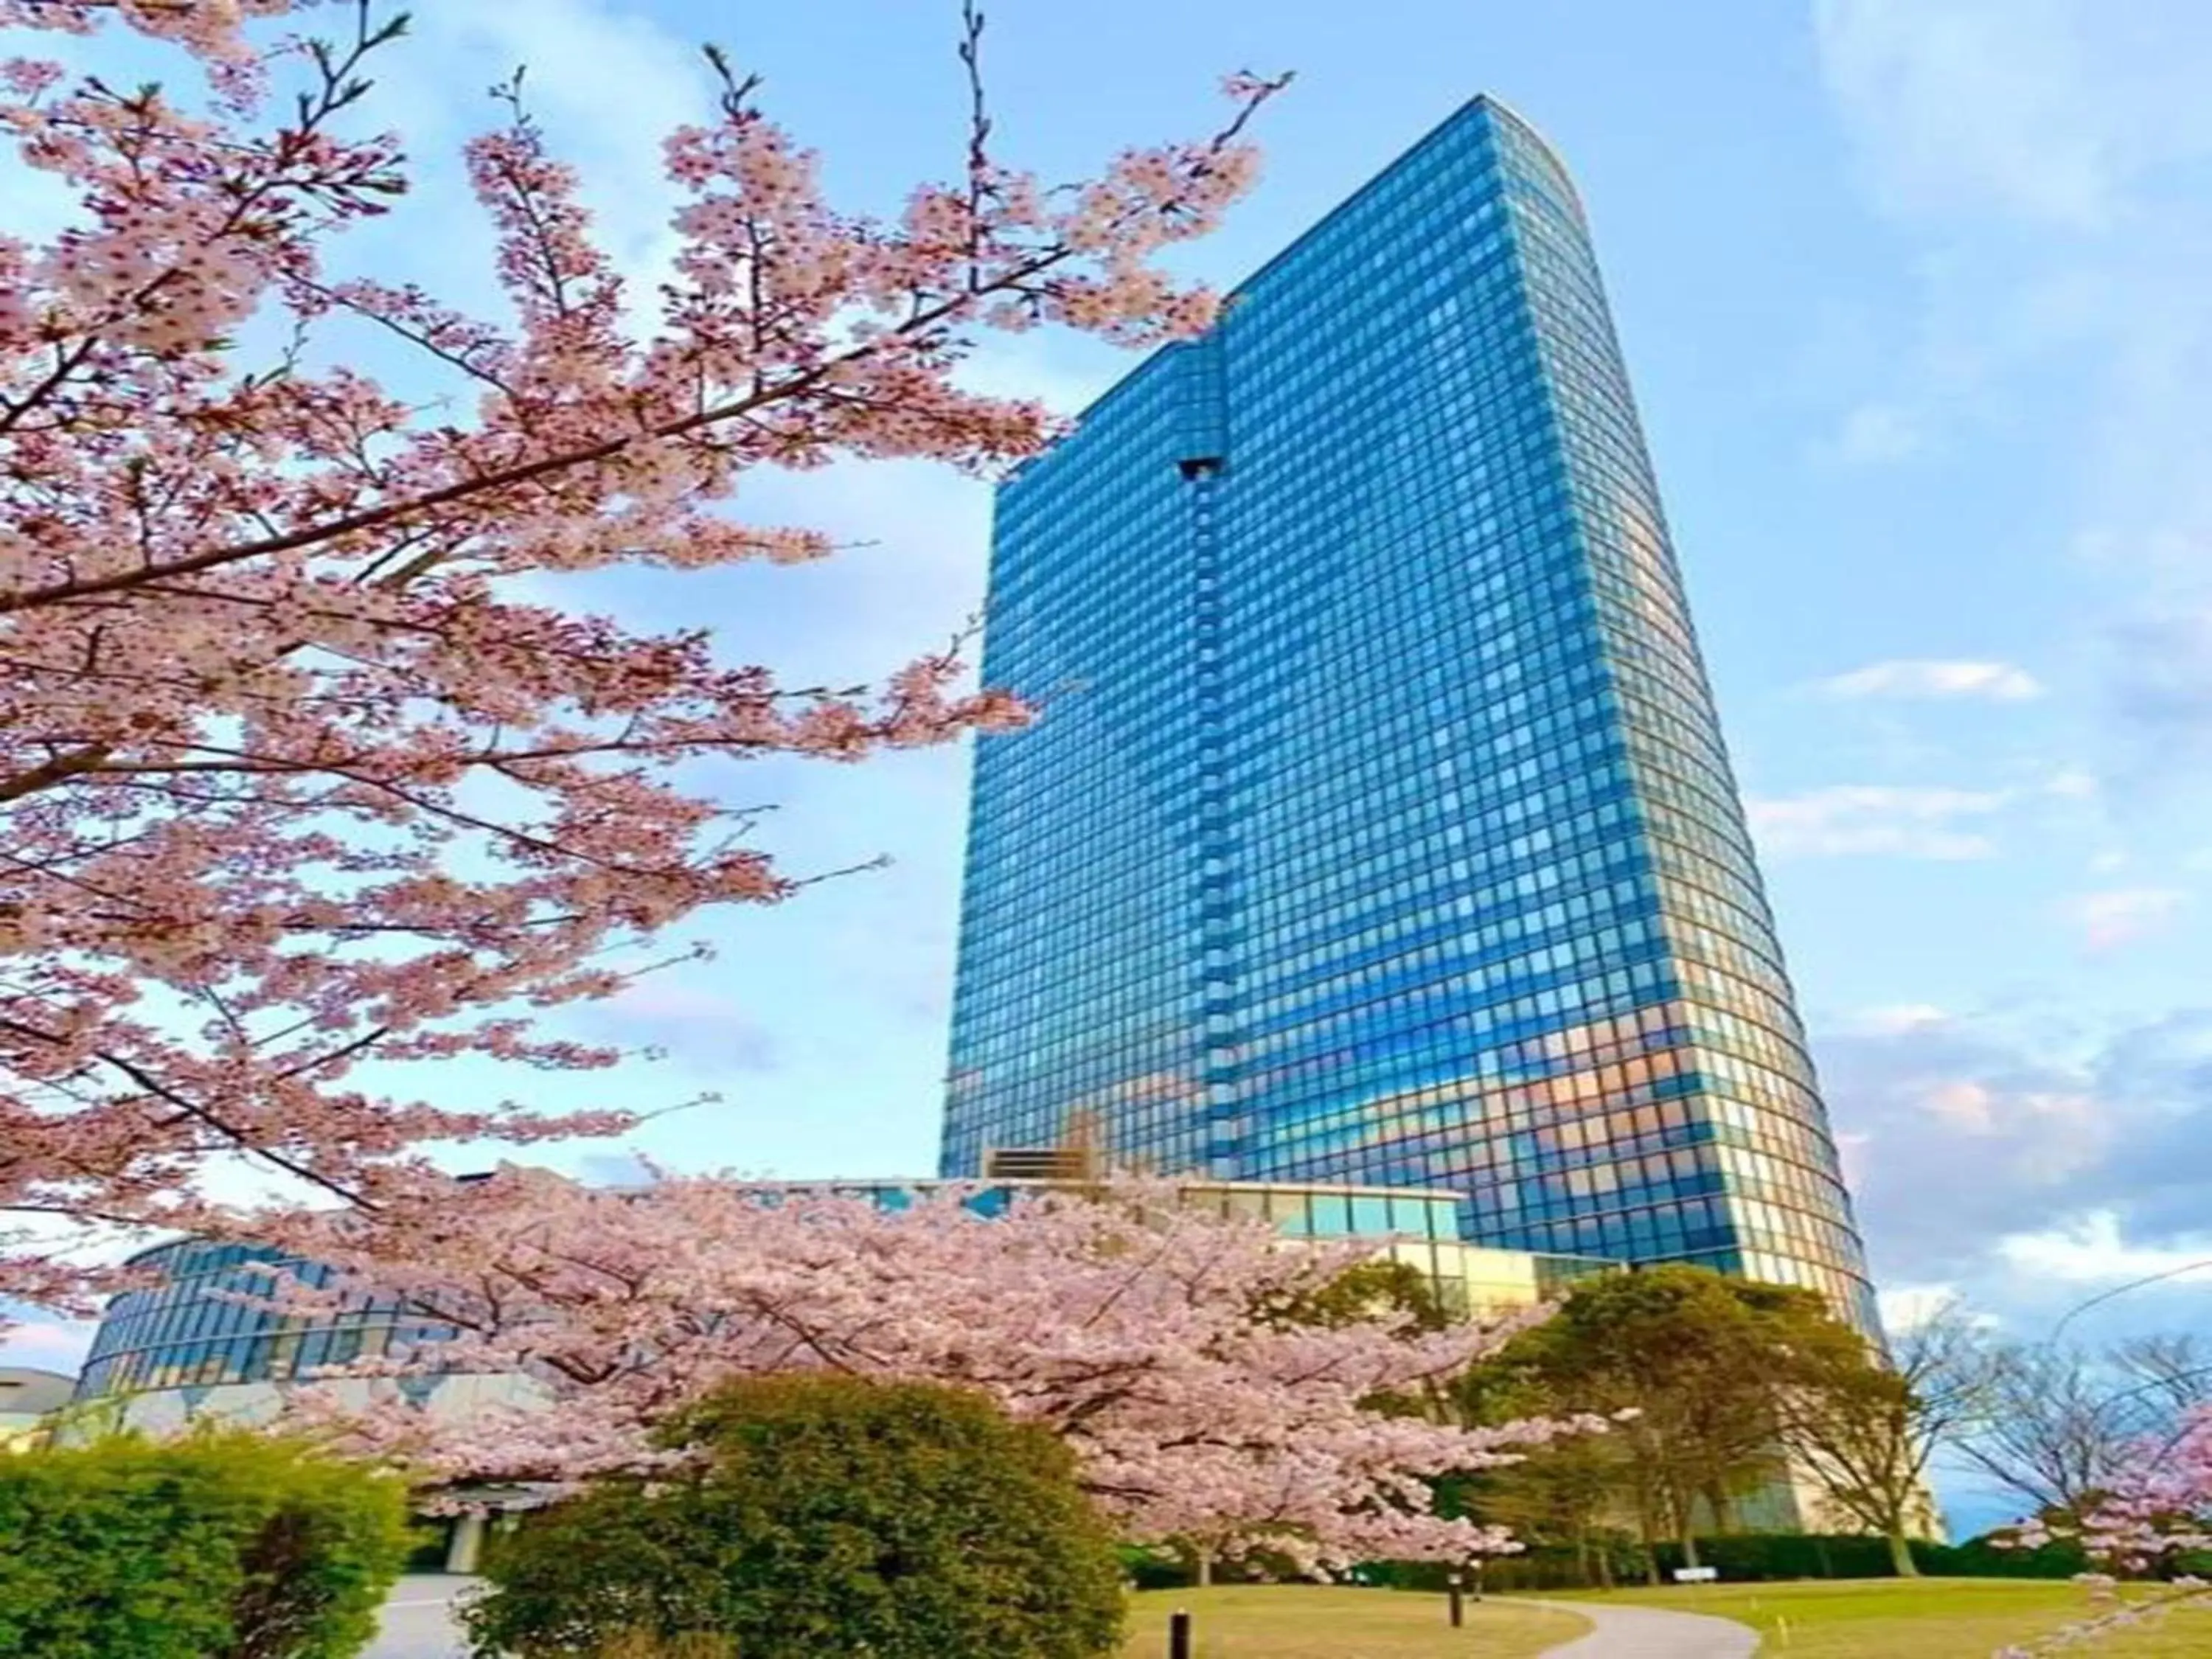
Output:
[[1118, 1543, 1192, 1590], [1650, 1533, 1906, 1582], [583, 1638, 736, 1659], [0, 1427, 412, 1659], [465, 1374, 1127, 1659], [1453, 1265, 1866, 1558], [1262, 1259, 1450, 1332], [1370, 1545, 1644, 1593], [1927, 1533, 2096, 1580], [1628, 1531, 2086, 1582], [1377, 1533, 2100, 1593]]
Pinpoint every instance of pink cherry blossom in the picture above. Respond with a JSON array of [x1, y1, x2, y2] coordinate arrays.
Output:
[[0, 4, 1287, 1319], [1994, 1405, 2212, 1654], [268, 1172, 1598, 1574]]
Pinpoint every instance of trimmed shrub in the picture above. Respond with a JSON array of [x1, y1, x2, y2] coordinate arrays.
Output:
[[1650, 1532, 1899, 1582], [0, 1428, 412, 1659], [1644, 1531, 2093, 1582], [1118, 1544, 1192, 1590], [1375, 1532, 2121, 1592], [1374, 1543, 1642, 1593], [465, 1374, 1126, 1659], [1923, 1534, 2092, 1580]]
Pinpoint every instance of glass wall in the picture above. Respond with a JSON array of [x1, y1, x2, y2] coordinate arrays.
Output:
[[74, 1239, 443, 1399], [943, 98, 1877, 1329]]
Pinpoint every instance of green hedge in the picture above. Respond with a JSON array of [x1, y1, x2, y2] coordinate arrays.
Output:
[[1371, 1544, 1647, 1594], [1371, 1531, 2108, 1592], [1918, 1535, 2096, 1580], [0, 1428, 412, 1659], [1645, 1533, 2094, 1582], [466, 1375, 1126, 1659]]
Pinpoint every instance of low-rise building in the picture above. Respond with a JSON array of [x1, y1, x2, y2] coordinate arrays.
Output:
[[0, 1366, 75, 1450]]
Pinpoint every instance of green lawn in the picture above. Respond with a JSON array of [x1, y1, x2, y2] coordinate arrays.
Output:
[[1121, 1586, 1587, 1658], [1550, 1577, 2212, 1657]]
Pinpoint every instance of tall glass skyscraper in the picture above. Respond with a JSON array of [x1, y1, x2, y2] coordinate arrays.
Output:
[[942, 97, 1875, 1326]]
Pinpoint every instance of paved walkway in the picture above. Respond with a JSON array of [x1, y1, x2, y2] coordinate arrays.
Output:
[[1515, 1597, 1760, 1658], [365, 1577, 470, 1659], [369, 1579, 1760, 1659]]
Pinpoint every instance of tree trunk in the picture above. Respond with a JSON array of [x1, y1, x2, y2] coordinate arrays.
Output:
[[1886, 1527, 1920, 1578], [1595, 1537, 1615, 1590], [1195, 1548, 1214, 1588], [1635, 1501, 1663, 1586], [1672, 1484, 1702, 1571], [1704, 1486, 1734, 1536]]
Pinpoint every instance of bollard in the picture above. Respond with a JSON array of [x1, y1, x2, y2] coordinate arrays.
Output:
[[1446, 1571, 1464, 1628], [1169, 1607, 1192, 1659]]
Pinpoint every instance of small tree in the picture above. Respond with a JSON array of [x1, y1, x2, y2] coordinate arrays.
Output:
[[1776, 1301, 1987, 1576], [1466, 1265, 1853, 1576], [462, 1375, 1126, 1659], [1992, 1402, 2212, 1657], [1441, 1333, 1648, 1588]]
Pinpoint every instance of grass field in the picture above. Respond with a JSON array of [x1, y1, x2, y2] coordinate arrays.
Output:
[[1551, 1577, 2212, 1656], [1120, 1586, 1587, 1658]]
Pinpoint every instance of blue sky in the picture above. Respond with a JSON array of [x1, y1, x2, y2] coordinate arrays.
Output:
[[8, 0, 2211, 1529]]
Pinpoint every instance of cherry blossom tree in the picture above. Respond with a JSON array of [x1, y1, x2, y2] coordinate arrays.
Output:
[[0, 1, 1282, 1306], [273, 1172, 1601, 1575], [2079, 1403, 2212, 1569], [1995, 1404, 2212, 1656]]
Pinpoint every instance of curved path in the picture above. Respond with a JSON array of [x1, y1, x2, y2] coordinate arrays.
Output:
[[1513, 1597, 1760, 1659], [371, 1578, 1761, 1659], [367, 1577, 468, 1659]]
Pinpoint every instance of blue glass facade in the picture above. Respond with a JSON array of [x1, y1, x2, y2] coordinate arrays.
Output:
[[75, 1238, 450, 1399], [942, 98, 1876, 1327]]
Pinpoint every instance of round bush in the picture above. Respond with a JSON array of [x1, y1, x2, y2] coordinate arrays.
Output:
[[0, 1428, 412, 1659], [463, 1375, 1125, 1659]]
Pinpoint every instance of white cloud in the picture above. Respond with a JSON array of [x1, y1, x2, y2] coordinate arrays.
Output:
[[1747, 785, 2011, 859], [408, 3, 707, 212], [1812, 0, 2211, 229], [1913, 1080, 2100, 1164], [1848, 1004, 1952, 1036], [1819, 1001, 2212, 1295], [1815, 1, 2212, 782], [1814, 658, 2043, 701], [1918, 1079, 1997, 1133], [1876, 1282, 1976, 1334], [1994, 1210, 2212, 1285], [2061, 886, 2188, 951], [1816, 401, 1925, 465]]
